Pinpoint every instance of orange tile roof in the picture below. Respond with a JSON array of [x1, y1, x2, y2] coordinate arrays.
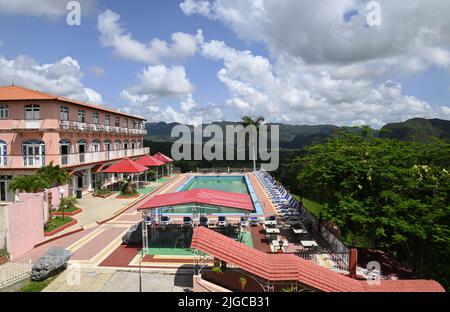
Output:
[[191, 226, 445, 292], [0, 85, 146, 120]]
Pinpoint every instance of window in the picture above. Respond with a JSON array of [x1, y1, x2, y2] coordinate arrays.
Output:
[[0, 140, 7, 166], [114, 117, 120, 127], [92, 112, 99, 125], [104, 115, 110, 126], [132, 120, 138, 129], [78, 110, 86, 123], [124, 118, 128, 128], [25, 104, 40, 120], [0, 105, 9, 119], [23, 139, 45, 166], [60, 106, 69, 121]]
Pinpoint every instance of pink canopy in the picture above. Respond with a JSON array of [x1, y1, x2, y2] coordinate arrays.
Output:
[[136, 155, 165, 167], [138, 189, 254, 211], [153, 152, 174, 164]]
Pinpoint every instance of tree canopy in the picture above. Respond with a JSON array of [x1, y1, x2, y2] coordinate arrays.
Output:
[[293, 131, 450, 289]]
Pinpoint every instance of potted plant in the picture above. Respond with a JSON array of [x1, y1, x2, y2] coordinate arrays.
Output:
[[239, 277, 247, 290], [211, 266, 223, 275], [281, 286, 295, 292]]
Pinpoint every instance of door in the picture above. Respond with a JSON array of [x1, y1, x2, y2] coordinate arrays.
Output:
[[60, 144, 69, 165], [79, 143, 86, 163], [0, 181, 6, 202], [77, 175, 83, 189]]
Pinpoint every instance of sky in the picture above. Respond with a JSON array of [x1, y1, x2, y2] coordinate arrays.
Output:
[[0, 0, 449, 128]]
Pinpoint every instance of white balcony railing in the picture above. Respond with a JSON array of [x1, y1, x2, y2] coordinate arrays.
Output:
[[59, 148, 149, 167], [24, 120, 42, 129], [58, 121, 147, 135], [0, 148, 150, 169]]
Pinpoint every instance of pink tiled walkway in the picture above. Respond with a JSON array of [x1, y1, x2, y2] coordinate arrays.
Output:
[[71, 227, 127, 261]]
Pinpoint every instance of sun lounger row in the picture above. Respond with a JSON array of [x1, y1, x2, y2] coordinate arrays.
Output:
[[255, 171, 304, 217]]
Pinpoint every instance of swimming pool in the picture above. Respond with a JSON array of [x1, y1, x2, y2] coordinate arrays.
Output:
[[161, 175, 264, 215], [180, 176, 249, 194]]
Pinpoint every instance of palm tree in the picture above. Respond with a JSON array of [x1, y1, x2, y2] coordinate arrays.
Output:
[[8, 175, 51, 194], [37, 162, 70, 187], [241, 116, 265, 171]]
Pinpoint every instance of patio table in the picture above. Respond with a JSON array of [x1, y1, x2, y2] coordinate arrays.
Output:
[[293, 228, 307, 234], [265, 228, 281, 234], [300, 240, 318, 247]]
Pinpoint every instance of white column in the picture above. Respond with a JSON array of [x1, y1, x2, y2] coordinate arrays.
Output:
[[87, 167, 93, 192], [72, 176, 77, 194]]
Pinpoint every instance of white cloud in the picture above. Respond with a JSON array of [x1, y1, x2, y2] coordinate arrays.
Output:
[[0, 54, 102, 104], [182, 0, 450, 127], [90, 66, 105, 78], [124, 65, 194, 97], [120, 64, 223, 123], [97, 9, 198, 64], [0, 0, 95, 18]]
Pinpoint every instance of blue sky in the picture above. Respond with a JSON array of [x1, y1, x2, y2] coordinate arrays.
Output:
[[0, 0, 449, 127]]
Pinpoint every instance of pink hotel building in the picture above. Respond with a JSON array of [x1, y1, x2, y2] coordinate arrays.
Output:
[[0, 85, 150, 203]]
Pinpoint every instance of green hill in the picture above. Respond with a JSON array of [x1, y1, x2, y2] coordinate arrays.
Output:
[[379, 118, 450, 142]]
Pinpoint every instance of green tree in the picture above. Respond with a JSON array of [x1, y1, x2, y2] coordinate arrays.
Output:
[[295, 130, 450, 289], [37, 162, 70, 187], [8, 175, 51, 193], [241, 116, 265, 171]]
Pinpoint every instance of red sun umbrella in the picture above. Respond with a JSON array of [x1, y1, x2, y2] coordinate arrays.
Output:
[[102, 158, 148, 174], [136, 155, 165, 167], [153, 152, 174, 163]]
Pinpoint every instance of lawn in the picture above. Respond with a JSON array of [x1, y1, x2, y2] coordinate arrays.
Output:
[[137, 185, 157, 195], [292, 195, 322, 217], [44, 217, 73, 232], [20, 273, 61, 292], [58, 205, 80, 213]]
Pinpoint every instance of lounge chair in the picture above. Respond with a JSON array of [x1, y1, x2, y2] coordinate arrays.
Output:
[[183, 216, 193, 227], [240, 216, 249, 228], [160, 216, 172, 226], [217, 216, 228, 227], [199, 216, 209, 227]]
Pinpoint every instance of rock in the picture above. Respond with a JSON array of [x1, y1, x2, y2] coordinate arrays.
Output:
[[122, 222, 142, 245], [31, 247, 72, 281]]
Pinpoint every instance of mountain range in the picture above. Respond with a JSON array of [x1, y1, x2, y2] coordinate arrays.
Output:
[[145, 118, 450, 149]]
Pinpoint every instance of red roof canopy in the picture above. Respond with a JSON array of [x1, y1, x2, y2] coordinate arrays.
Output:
[[153, 152, 174, 163], [136, 155, 165, 167], [190, 227, 445, 292], [138, 189, 254, 211], [102, 158, 148, 174]]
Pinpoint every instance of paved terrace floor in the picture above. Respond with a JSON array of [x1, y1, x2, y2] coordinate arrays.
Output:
[[43, 269, 193, 292], [43, 178, 177, 239], [15, 173, 280, 273]]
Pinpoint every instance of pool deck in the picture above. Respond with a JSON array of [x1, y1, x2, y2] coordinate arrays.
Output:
[[15, 172, 279, 271]]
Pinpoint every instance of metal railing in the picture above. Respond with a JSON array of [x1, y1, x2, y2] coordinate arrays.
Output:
[[0, 258, 32, 290], [59, 121, 147, 135], [296, 251, 349, 272], [0, 147, 150, 168]]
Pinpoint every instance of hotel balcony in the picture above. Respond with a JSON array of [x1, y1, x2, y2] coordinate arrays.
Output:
[[0, 120, 147, 135], [0, 147, 150, 169], [58, 121, 147, 135]]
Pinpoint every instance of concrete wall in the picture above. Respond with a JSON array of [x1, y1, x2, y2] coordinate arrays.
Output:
[[19, 185, 69, 223], [6, 193, 45, 260], [193, 275, 232, 292], [0, 206, 6, 250]]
